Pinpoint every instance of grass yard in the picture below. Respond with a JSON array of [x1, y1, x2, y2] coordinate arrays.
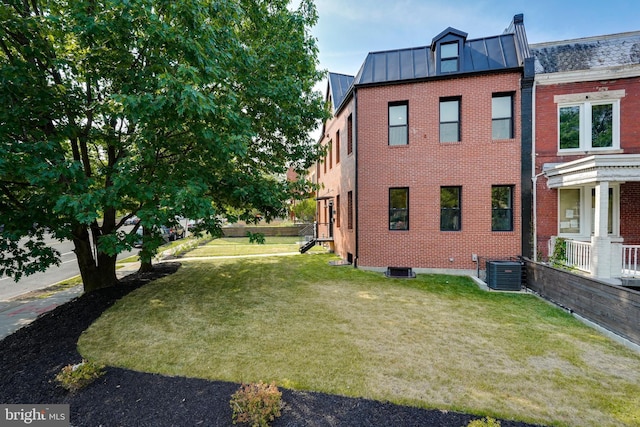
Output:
[[78, 254, 640, 427], [184, 236, 324, 257]]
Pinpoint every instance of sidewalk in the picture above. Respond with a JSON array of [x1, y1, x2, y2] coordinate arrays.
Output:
[[0, 262, 140, 340]]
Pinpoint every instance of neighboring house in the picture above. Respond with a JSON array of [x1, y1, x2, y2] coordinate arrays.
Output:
[[532, 31, 640, 281], [311, 15, 534, 275]]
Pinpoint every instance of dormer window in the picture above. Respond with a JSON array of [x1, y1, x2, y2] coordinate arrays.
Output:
[[440, 42, 459, 72], [431, 27, 467, 75]]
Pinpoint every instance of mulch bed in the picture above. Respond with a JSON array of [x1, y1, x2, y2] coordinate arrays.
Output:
[[0, 262, 544, 426]]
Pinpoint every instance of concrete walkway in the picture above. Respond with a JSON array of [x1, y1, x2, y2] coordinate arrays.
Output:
[[0, 262, 140, 340]]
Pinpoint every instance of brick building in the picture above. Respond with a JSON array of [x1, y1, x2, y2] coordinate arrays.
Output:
[[532, 31, 640, 280], [311, 15, 534, 275]]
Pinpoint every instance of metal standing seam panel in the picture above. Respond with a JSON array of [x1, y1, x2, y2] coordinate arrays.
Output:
[[467, 39, 489, 71], [485, 36, 507, 69], [387, 50, 400, 81], [501, 36, 519, 68]]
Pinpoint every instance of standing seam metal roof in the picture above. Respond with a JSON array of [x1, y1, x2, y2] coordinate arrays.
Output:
[[326, 15, 530, 114], [353, 15, 529, 87]]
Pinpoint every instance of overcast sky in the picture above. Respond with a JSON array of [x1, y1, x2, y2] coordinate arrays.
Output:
[[311, 0, 640, 77]]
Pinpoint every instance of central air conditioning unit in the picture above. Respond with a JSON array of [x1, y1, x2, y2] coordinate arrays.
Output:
[[486, 261, 522, 291]]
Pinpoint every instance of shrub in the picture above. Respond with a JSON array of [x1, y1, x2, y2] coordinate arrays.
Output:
[[230, 381, 283, 427], [467, 416, 501, 427], [550, 236, 567, 267], [55, 359, 105, 392]]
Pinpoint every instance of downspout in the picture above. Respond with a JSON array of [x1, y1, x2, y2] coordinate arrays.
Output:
[[531, 79, 542, 262], [521, 57, 536, 259], [353, 88, 359, 268]]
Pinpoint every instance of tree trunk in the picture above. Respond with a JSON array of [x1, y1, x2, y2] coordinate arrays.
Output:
[[137, 225, 154, 273], [73, 227, 118, 293]]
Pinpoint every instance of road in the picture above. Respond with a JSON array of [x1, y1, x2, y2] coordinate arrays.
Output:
[[0, 230, 138, 301]]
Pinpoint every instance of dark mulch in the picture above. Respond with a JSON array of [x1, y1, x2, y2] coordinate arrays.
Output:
[[0, 263, 544, 426]]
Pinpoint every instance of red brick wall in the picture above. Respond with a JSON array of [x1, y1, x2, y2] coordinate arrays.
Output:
[[355, 72, 523, 270], [317, 98, 357, 260], [534, 76, 640, 257], [621, 182, 640, 245]]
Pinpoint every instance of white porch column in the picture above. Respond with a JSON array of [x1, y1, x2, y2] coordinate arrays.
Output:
[[591, 181, 612, 278]]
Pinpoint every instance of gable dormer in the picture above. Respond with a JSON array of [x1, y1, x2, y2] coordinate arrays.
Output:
[[431, 27, 468, 74]]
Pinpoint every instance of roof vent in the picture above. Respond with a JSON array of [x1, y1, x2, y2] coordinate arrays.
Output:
[[385, 267, 416, 279]]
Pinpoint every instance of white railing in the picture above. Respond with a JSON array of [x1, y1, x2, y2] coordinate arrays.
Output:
[[622, 245, 640, 278], [565, 240, 592, 273]]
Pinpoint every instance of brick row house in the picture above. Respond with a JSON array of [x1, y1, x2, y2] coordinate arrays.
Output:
[[532, 31, 640, 281], [311, 15, 534, 274], [310, 15, 640, 282]]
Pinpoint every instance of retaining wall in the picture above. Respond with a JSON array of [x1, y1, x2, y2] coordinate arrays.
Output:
[[525, 260, 640, 346]]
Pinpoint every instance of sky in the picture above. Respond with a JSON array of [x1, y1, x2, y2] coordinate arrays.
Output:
[[310, 0, 640, 78]]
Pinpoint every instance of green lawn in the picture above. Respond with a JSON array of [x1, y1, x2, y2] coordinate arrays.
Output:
[[78, 254, 640, 427], [184, 236, 324, 257]]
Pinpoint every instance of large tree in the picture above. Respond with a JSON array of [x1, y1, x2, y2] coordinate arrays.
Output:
[[0, 0, 327, 292]]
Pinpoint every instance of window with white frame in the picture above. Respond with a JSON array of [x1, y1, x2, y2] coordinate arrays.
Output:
[[556, 91, 623, 152], [558, 186, 618, 237]]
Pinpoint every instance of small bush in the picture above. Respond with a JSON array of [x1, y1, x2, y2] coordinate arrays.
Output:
[[230, 381, 283, 427], [55, 359, 105, 392], [467, 416, 501, 427]]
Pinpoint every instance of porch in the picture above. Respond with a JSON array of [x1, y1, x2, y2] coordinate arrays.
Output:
[[543, 154, 640, 282], [549, 237, 640, 280]]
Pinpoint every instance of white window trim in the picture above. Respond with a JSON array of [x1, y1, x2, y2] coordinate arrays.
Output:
[[557, 184, 620, 239], [555, 90, 624, 154]]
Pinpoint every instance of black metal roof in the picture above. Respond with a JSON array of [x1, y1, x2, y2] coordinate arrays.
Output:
[[353, 14, 530, 86], [325, 15, 530, 115], [327, 72, 355, 113], [531, 31, 640, 74]]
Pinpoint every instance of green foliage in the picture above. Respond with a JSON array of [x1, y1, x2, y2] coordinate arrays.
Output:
[[0, 0, 329, 291], [246, 231, 266, 245], [550, 237, 567, 267], [467, 417, 501, 427], [55, 360, 105, 392], [291, 198, 316, 223], [230, 382, 283, 427]]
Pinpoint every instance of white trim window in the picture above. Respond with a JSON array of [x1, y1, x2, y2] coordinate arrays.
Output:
[[555, 90, 624, 153], [558, 185, 619, 238]]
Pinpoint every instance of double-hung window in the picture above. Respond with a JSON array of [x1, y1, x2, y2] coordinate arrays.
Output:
[[440, 97, 460, 143], [440, 42, 459, 73], [492, 94, 513, 139], [440, 186, 461, 231], [389, 102, 408, 145], [556, 91, 623, 152], [491, 186, 513, 231], [389, 188, 409, 230]]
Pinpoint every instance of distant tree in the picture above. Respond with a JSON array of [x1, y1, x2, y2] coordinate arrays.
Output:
[[0, 0, 328, 292], [291, 198, 316, 223]]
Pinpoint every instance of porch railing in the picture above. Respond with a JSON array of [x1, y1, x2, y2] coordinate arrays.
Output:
[[565, 240, 592, 273], [622, 245, 640, 278]]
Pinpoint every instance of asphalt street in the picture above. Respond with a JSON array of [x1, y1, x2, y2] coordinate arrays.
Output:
[[0, 228, 138, 301]]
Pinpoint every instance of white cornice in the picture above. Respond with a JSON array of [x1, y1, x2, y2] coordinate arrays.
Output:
[[544, 154, 640, 188], [535, 64, 640, 86]]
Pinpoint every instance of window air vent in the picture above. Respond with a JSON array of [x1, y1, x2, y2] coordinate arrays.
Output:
[[385, 267, 416, 279]]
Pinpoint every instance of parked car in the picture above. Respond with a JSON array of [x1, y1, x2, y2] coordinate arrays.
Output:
[[161, 224, 185, 241], [124, 215, 140, 225]]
